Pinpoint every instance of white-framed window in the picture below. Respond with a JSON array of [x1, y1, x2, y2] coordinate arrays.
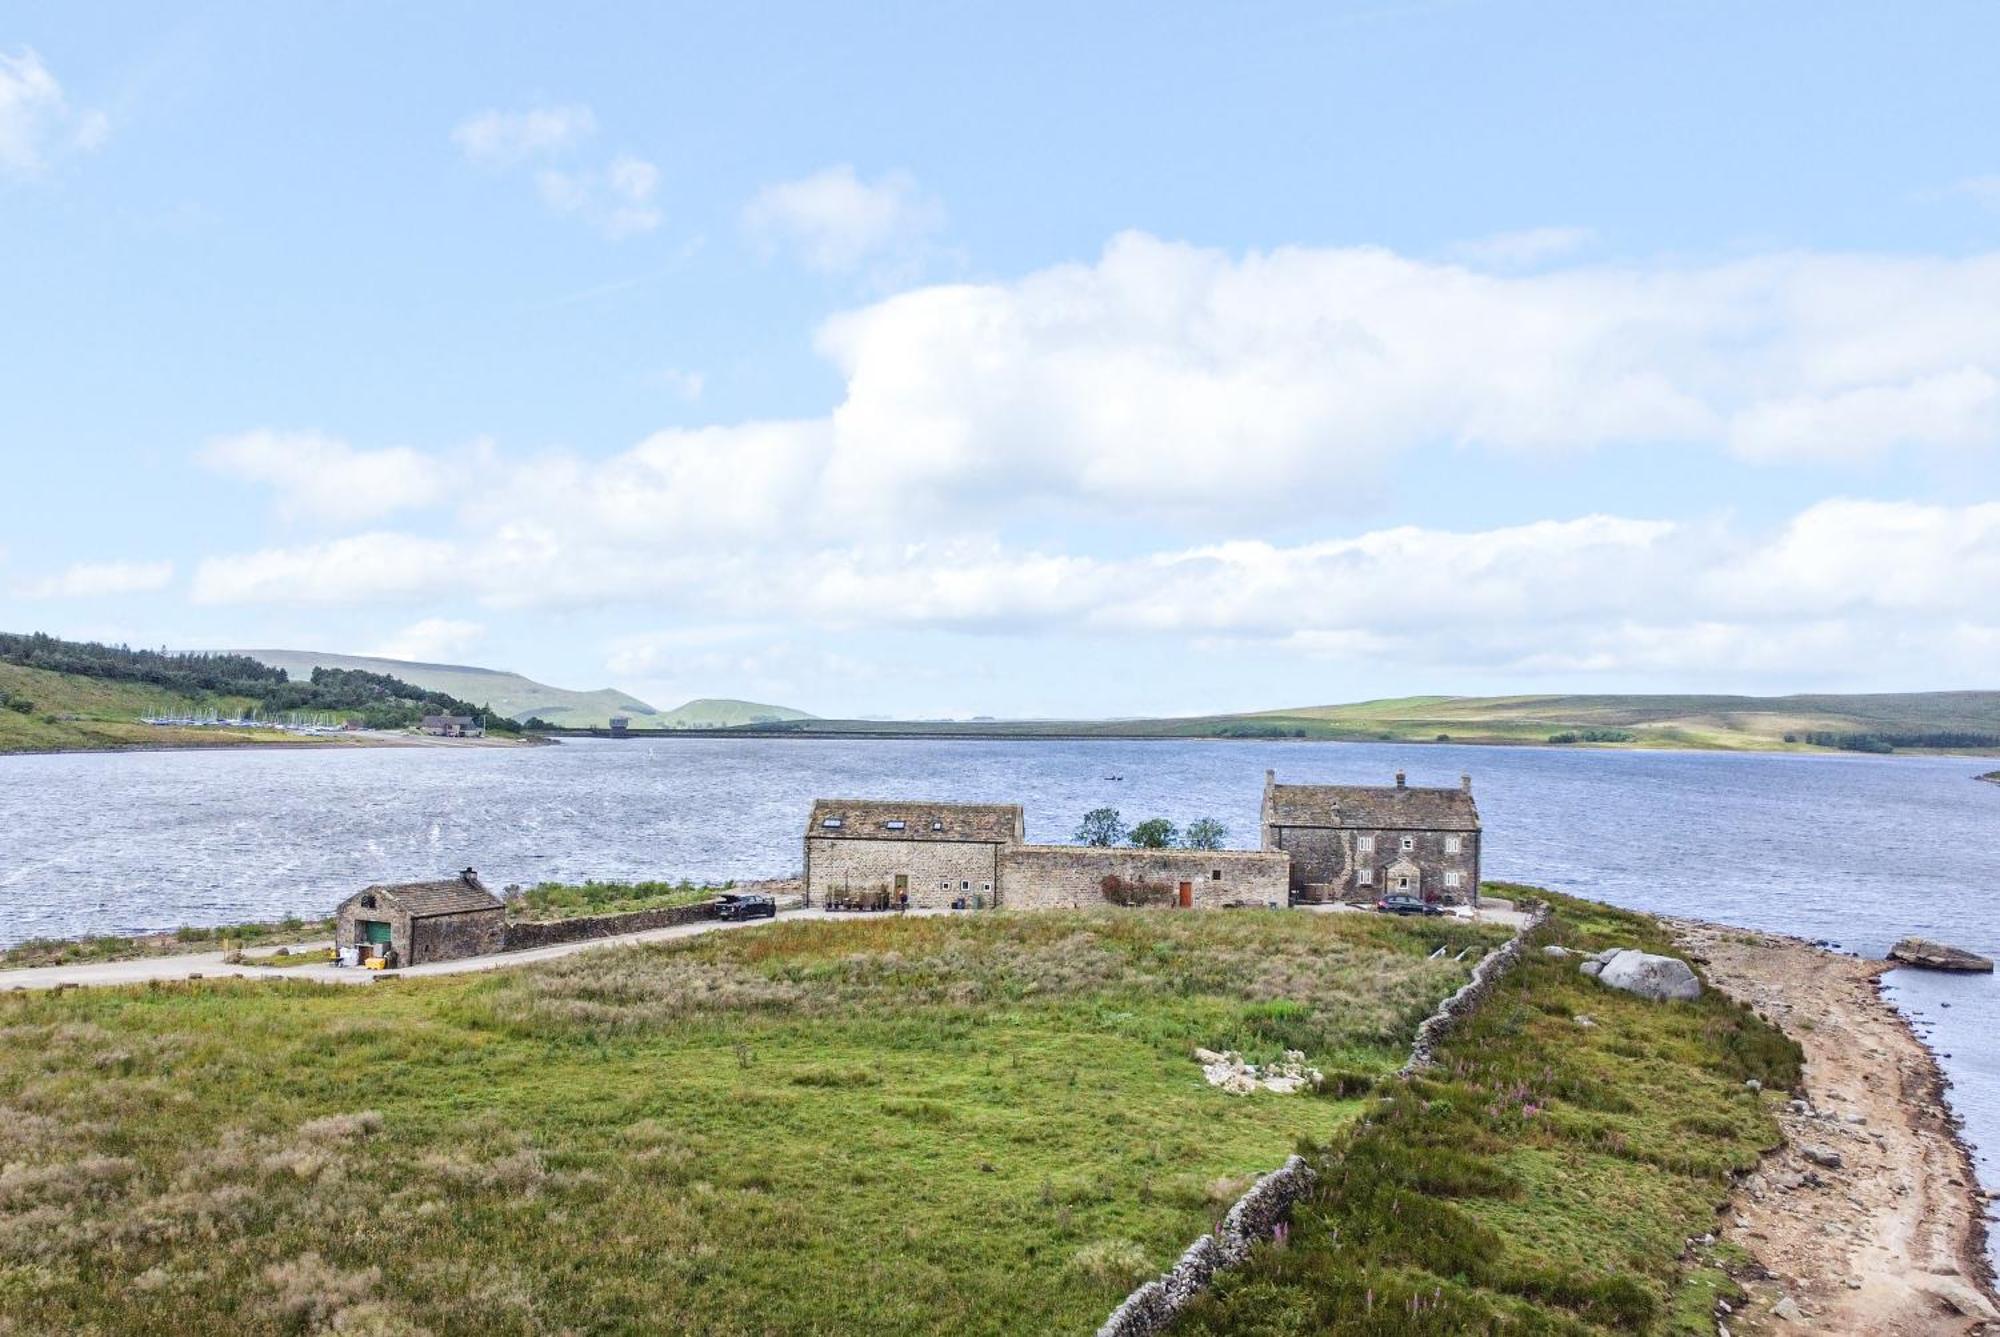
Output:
[[931, 820, 944, 831], [961, 880, 971, 890], [1395, 873, 1411, 890], [1400, 835, 1415, 852], [1357, 835, 1374, 855], [820, 817, 843, 829], [1444, 870, 1462, 889], [1444, 835, 1461, 854], [884, 819, 906, 831], [981, 882, 991, 892], [1356, 867, 1373, 885], [940, 880, 952, 890]]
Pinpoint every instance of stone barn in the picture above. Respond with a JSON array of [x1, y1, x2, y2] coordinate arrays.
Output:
[[805, 800, 1024, 909], [1260, 770, 1481, 906], [334, 868, 505, 966]]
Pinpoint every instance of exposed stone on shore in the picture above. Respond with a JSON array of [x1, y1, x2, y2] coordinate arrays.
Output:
[[1887, 938, 1995, 973]]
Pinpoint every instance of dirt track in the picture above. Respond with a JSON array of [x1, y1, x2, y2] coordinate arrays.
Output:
[[1671, 919, 1999, 1334]]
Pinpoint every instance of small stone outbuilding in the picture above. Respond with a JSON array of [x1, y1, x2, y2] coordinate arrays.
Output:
[[334, 868, 505, 967]]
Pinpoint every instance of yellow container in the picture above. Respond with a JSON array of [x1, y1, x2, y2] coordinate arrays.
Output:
[[364, 958, 386, 971]]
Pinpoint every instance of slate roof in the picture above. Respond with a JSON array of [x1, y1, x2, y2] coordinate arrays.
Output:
[[1265, 781, 1480, 832], [348, 871, 503, 918], [807, 799, 1025, 843]]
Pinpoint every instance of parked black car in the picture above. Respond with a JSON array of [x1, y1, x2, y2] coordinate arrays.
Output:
[[1375, 894, 1444, 917], [715, 892, 777, 921]]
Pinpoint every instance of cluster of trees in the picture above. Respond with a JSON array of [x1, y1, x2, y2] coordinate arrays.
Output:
[[1072, 809, 1230, 850], [0, 633, 286, 694], [1547, 728, 1636, 744], [0, 633, 525, 734], [1783, 729, 2000, 754]]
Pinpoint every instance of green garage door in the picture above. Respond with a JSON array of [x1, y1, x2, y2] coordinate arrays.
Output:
[[360, 920, 392, 945]]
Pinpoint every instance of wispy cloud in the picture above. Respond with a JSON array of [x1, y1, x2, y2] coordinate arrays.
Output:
[[198, 429, 449, 525], [452, 102, 660, 238], [366, 617, 486, 664], [744, 164, 943, 275], [16, 559, 173, 599], [0, 47, 108, 176]]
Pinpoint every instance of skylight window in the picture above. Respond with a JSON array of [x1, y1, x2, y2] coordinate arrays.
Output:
[[820, 818, 844, 829], [884, 820, 907, 831]]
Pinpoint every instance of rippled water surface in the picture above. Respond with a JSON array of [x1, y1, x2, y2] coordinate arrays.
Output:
[[6, 738, 2000, 1192]]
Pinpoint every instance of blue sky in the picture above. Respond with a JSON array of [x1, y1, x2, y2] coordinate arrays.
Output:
[[3, 2, 1998, 717]]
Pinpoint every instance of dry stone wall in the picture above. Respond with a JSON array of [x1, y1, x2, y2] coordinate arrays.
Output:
[[1094, 1155, 1319, 1337], [997, 846, 1289, 910], [500, 901, 717, 951], [1399, 901, 1550, 1076]]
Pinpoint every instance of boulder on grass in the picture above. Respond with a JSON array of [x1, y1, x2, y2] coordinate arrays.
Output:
[[1591, 948, 1702, 1002], [1887, 938, 1994, 973]]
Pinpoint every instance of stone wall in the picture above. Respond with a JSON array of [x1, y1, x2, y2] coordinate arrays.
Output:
[[1094, 1155, 1319, 1337], [410, 910, 506, 965], [1398, 900, 1550, 1076], [804, 836, 1002, 910], [336, 897, 413, 964], [996, 846, 1290, 911], [500, 901, 718, 951]]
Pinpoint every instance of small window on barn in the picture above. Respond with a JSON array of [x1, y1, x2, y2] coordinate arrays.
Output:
[[359, 894, 377, 909], [1357, 835, 1374, 854], [1400, 835, 1415, 852], [821, 818, 844, 829], [884, 820, 907, 831], [940, 880, 952, 890], [1444, 870, 1462, 889], [1444, 835, 1461, 854], [1211, 869, 1222, 880], [1356, 867, 1373, 885], [961, 880, 971, 890], [931, 820, 944, 831]]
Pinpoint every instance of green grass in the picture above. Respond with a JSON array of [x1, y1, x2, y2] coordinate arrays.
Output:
[[0, 909, 1501, 1335], [1177, 886, 1802, 1335], [0, 662, 302, 754], [503, 879, 731, 921], [1, 916, 334, 970]]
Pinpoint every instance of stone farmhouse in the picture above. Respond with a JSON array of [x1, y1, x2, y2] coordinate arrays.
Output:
[[1261, 770, 1481, 905], [805, 772, 1480, 911], [334, 868, 504, 966], [419, 713, 483, 738]]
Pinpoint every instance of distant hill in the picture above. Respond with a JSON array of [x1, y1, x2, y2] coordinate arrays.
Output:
[[235, 651, 813, 731], [649, 697, 816, 729], [715, 691, 2000, 754], [237, 650, 660, 730]]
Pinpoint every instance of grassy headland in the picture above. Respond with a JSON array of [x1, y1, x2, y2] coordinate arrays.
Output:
[[707, 691, 2000, 754], [0, 909, 1497, 1334], [1181, 887, 1803, 1334]]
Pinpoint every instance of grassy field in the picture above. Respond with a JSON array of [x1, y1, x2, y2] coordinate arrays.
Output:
[[1181, 887, 1802, 1335], [725, 690, 2000, 753], [0, 909, 1499, 1335], [502, 879, 730, 921]]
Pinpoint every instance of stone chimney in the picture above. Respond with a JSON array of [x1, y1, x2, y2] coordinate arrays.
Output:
[[1265, 769, 1276, 787], [1461, 773, 1472, 793], [1394, 770, 1406, 789]]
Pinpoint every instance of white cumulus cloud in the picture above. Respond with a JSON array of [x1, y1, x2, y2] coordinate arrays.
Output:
[[198, 430, 448, 524]]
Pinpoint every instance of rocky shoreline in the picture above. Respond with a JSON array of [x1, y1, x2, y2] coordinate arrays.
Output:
[[1668, 917, 1999, 1333]]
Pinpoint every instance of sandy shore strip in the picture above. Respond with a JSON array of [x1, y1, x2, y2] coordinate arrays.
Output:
[[1668, 917, 1999, 1334]]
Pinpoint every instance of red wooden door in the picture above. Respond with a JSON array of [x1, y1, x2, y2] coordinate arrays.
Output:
[[1178, 881, 1193, 908]]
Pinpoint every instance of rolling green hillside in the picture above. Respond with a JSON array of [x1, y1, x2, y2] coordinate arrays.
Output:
[[0, 661, 298, 753], [236, 650, 663, 729], [729, 691, 2000, 754], [650, 697, 816, 729]]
